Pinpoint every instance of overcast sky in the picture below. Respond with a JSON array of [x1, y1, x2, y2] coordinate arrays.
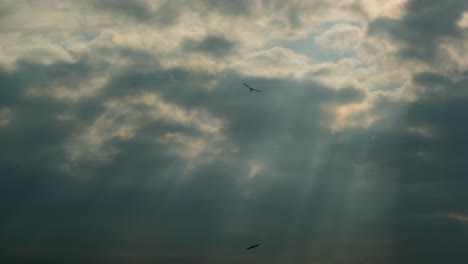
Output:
[[1, 1, 468, 263]]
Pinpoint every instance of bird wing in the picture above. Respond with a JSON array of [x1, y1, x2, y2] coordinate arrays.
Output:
[[243, 83, 262, 92], [246, 244, 260, 250]]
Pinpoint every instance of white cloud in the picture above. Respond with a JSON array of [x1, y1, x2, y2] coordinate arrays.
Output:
[[0, 107, 12, 127], [407, 126, 437, 139], [457, 12, 468, 28], [448, 213, 468, 223], [433, 212, 468, 223], [65, 92, 227, 168], [0, 0, 461, 138], [440, 38, 468, 76], [315, 23, 362, 52], [26, 75, 109, 102], [356, 0, 408, 19], [247, 161, 266, 178], [156, 131, 232, 173], [232, 46, 311, 79], [330, 95, 377, 132]]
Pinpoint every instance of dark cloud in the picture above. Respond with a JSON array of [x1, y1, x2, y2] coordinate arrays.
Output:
[[0, 5, 11, 21], [0, 68, 21, 106], [182, 35, 237, 58], [6, 50, 468, 263], [368, 0, 468, 61], [0, 49, 385, 263], [198, 0, 252, 16], [413, 72, 452, 87], [92, 0, 252, 27], [93, 0, 181, 26], [355, 71, 468, 263], [2, 1, 468, 263], [346, 1, 369, 19], [94, 0, 153, 21]]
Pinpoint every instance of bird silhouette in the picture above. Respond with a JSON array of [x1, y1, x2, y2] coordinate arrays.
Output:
[[243, 83, 262, 92], [246, 244, 260, 250]]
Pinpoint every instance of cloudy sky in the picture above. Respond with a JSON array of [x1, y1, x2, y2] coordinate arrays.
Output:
[[1, 0, 468, 263]]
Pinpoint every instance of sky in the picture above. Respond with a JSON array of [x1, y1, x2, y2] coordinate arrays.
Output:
[[1, 0, 468, 263]]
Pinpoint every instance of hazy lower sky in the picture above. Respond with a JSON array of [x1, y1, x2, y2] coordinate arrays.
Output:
[[1, 1, 468, 263]]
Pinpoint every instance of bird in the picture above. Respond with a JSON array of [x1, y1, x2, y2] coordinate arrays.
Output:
[[243, 83, 262, 92], [246, 243, 260, 250]]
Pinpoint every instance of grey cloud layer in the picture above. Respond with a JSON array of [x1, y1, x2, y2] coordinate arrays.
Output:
[[182, 34, 237, 58], [368, 0, 468, 62], [0, 54, 373, 263], [2, 0, 468, 263]]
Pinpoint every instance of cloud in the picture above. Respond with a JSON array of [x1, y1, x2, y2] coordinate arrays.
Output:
[[368, 0, 468, 62], [182, 34, 237, 58], [92, 0, 181, 26], [315, 23, 362, 52], [458, 12, 468, 28], [447, 213, 468, 223], [233, 47, 312, 78], [0, 50, 374, 263], [2, 0, 468, 263]]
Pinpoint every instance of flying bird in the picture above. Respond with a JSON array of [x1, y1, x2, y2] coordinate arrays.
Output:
[[243, 83, 262, 92], [246, 244, 260, 250]]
